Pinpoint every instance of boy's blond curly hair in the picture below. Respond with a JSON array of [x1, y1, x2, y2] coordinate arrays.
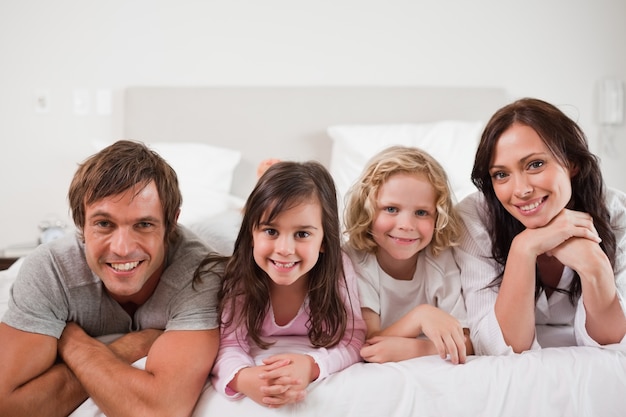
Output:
[[343, 145, 461, 256]]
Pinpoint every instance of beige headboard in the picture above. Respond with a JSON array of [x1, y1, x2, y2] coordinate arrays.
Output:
[[124, 86, 508, 198]]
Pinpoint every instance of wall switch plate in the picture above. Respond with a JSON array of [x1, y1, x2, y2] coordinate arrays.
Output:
[[35, 89, 51, 113], [96, 89, 112, 115], [73, 89, 90, 115]]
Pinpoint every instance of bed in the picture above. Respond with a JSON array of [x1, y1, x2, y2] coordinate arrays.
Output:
[[1, 86, 625, 416]]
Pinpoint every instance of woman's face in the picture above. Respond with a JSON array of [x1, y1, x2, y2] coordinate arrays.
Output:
[[489, 123, 574, 229]]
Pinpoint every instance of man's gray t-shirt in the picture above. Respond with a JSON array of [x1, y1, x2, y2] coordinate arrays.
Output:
[[2, 225, 220, 338]]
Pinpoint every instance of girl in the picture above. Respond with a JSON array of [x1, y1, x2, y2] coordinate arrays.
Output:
[[456, 97, 626, 355], [343, 145, 473, 364], [197, 161, 366, 408]]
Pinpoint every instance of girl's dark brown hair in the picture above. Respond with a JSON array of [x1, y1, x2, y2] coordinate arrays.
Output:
[[195, 160, 349, 349], [68, 140, 182, 244], [471, 98, 616, 302]]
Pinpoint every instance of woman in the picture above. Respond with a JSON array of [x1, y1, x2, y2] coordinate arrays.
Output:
[[456, 97, 626, 355]]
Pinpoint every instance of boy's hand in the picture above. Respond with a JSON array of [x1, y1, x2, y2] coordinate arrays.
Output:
[[417, 305, 466, 364]]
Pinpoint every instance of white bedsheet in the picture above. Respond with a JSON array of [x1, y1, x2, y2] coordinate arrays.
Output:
[[69, 343, 626, 417]]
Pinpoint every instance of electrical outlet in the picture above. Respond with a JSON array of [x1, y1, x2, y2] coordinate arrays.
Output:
[[35, 90, 51, 113]]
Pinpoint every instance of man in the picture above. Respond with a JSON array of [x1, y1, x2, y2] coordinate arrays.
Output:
[[0, 140, 220, 417]]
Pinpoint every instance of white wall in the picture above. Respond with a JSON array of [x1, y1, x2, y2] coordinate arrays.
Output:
[[1, 0, 625, 249]]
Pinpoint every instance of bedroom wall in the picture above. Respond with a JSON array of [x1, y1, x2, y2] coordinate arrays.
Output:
[[0, 0, 625, 250]]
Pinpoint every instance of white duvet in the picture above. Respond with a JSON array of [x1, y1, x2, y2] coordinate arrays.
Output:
[[2, 220, 626, 417], [68, 343, 626, 417]]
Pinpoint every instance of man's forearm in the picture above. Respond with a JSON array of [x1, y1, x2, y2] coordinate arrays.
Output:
[[59, 326, 216, 417], [62, 336, 157, 417], [1, 362, 88, 417], [107, 329, 163, 363], [1, 329, 161, 417]]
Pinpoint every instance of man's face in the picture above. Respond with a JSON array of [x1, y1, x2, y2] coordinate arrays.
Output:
[[82, 181, 167, 306]]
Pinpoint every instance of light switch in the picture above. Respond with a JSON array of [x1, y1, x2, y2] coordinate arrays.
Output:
[[96, 89, 112, 115], [73, 89, 90, 115]]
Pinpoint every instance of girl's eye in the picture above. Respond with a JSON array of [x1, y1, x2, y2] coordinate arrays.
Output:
[[295, 231, 310, 239], [384, 207, 398, 214], [264, 228, 278, 237], [415, 210, 429, 217]]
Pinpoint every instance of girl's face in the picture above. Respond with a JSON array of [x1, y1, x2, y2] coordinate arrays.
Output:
[[371, 172, 437, 277], [252, 199, 324, 287], [489, 123, 574, 229]]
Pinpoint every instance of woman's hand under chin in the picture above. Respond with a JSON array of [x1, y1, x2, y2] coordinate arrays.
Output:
[[517, 208, 602, 259]]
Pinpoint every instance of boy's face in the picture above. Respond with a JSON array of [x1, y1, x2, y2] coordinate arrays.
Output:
[[82, 181, 167, 306], [371, 172, 437, 279]]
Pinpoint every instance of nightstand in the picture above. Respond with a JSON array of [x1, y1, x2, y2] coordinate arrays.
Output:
[[0, 257, 19, 271], [1, 243, 38, 270]]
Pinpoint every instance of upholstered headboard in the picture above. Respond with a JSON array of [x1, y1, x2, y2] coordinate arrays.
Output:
[[124, 86, 508, 199]]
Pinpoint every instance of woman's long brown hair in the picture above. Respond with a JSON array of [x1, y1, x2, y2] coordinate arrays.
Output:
[[471, 98, 616, 302]]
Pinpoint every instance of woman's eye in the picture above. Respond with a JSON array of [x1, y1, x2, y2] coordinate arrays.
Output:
[[528, 160, 544, 170], [491, 171, 507, 180]]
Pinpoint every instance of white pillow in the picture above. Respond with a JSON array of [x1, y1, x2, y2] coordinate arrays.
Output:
[[93, 141, 242, 226], [327, 121, 484, 205], [188, 209, 243, 256], [147, 142, 242, 225]]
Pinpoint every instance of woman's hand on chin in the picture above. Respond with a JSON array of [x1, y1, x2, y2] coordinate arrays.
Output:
[[517, 208, 601, 258]]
